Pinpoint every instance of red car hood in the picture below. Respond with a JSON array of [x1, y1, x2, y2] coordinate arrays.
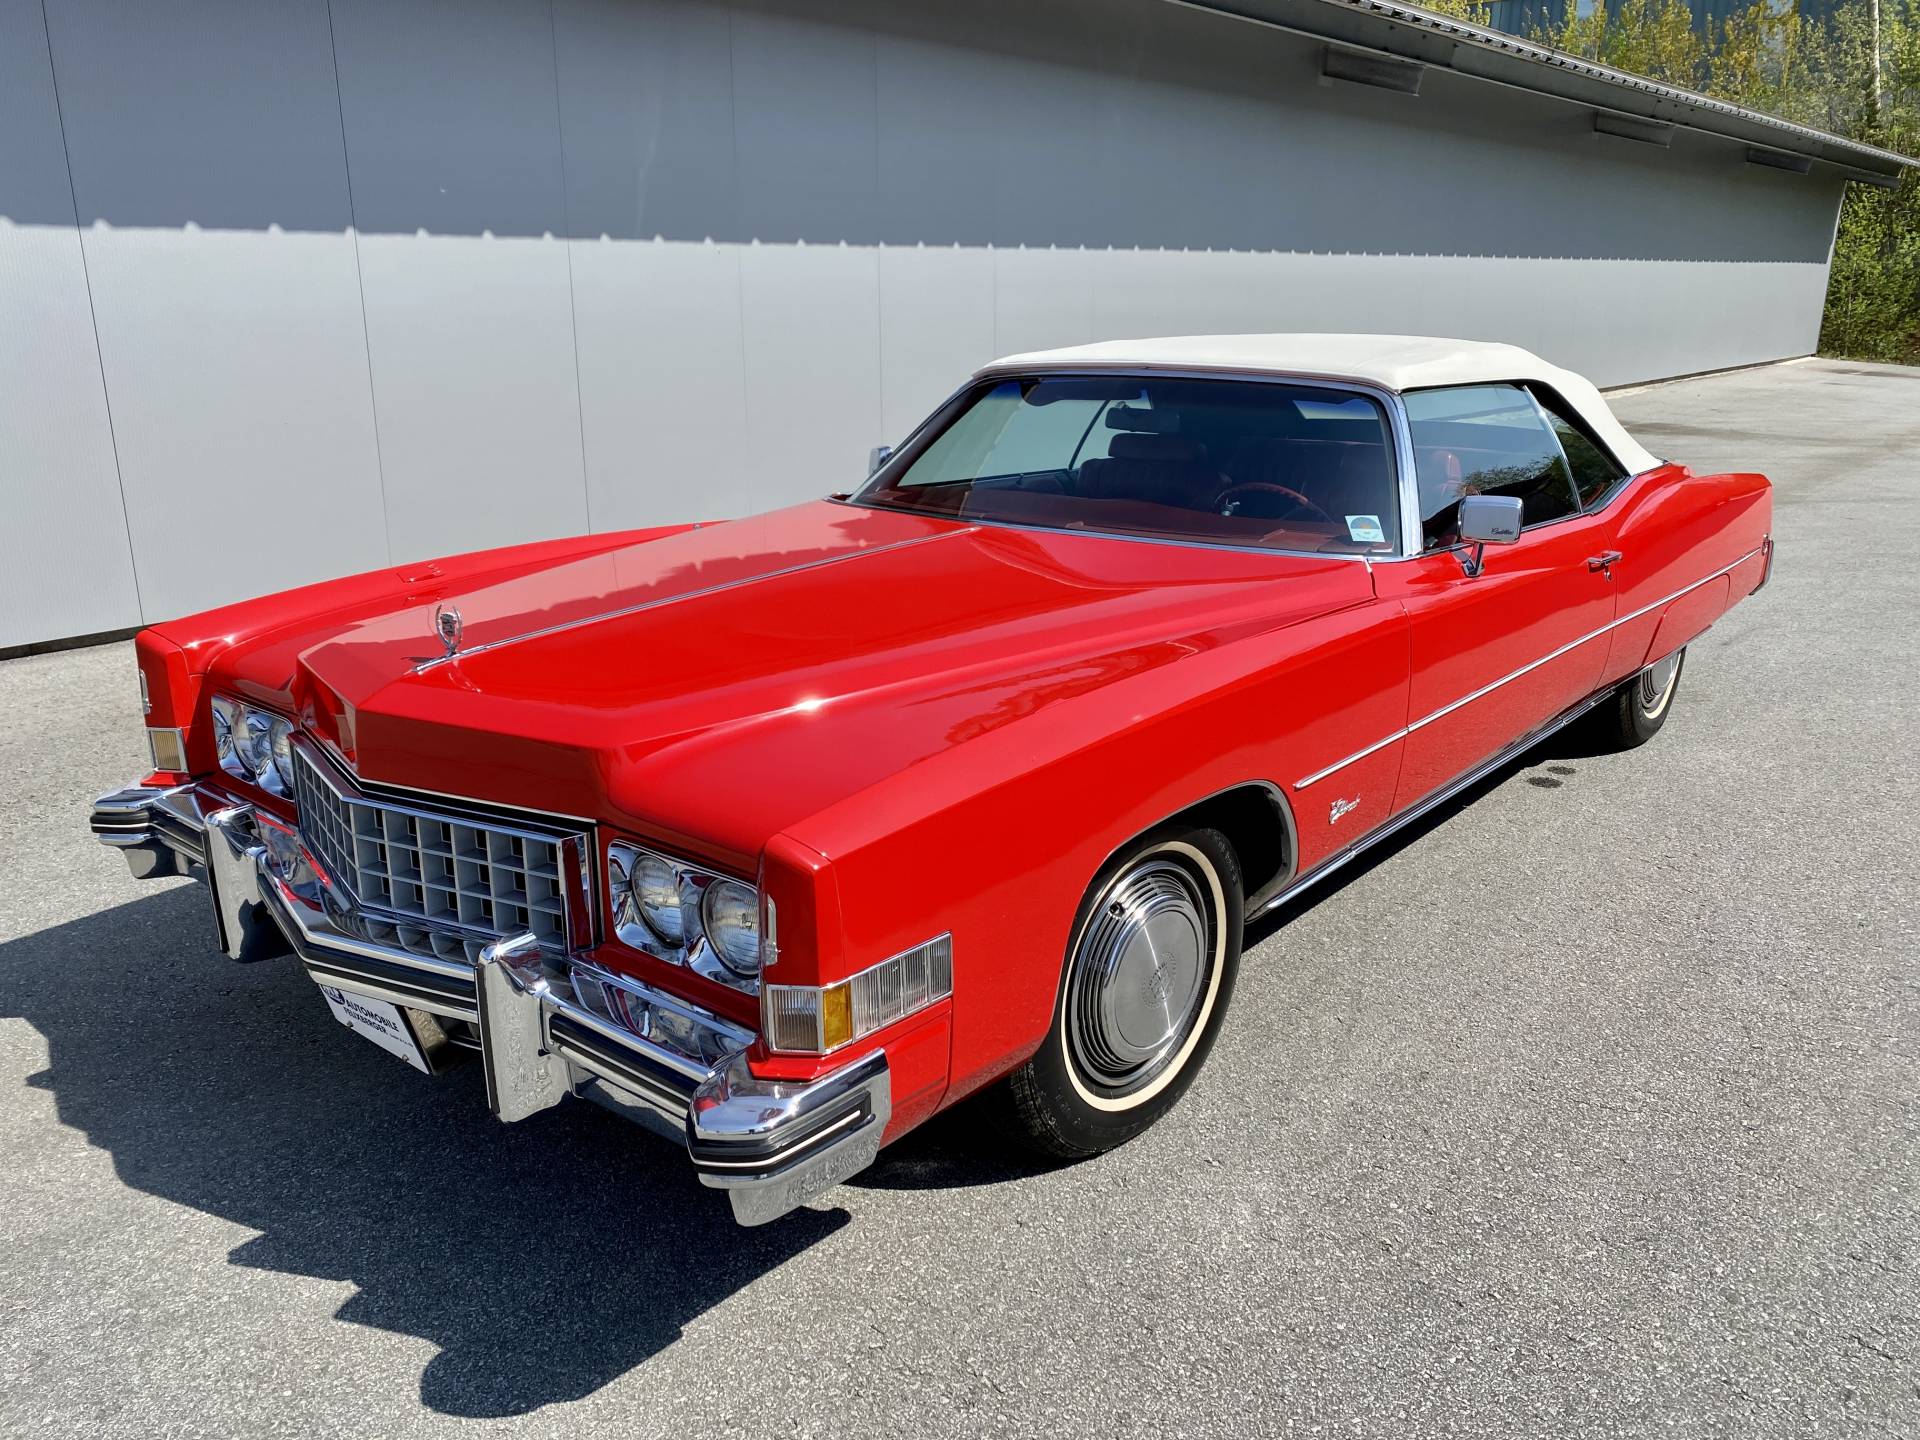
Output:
[[255, 502, 1371, 868]]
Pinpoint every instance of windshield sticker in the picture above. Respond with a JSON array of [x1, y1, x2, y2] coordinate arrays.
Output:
[[1345, 515, 1386, 544]]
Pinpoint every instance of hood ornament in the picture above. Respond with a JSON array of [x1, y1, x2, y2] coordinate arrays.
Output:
[[433, 603, 463, 659]]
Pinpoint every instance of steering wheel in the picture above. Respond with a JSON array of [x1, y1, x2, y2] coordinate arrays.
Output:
[[1215, 482, 1332, 524]]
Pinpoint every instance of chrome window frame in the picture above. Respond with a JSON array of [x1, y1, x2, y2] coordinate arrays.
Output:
[[1523, 380, 1636, 514], [1399, 380, 1592, 555], [842, 365, 1423, 563]]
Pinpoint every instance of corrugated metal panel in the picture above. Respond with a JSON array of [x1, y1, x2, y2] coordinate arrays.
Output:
[[0, 0, 1861, 649], [43, 0, 388, 622], [0, 0, 139, 649], [330, 0, 587, 563]]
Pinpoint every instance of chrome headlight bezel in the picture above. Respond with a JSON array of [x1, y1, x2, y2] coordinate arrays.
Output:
[[607, 841, 763, 993], [213, 693, 294, 797], [625, 849, 685, 944], [700, 878, 761, 978]]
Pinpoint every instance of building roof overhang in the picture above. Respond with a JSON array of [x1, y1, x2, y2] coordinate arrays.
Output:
[[1165, 0, 1917, 184]]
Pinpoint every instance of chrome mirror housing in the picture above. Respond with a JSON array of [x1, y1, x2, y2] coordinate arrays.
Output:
[[1456, 494, 1523, 576], [1458, 493, 1523, 544], [867, 444, 893, 474]]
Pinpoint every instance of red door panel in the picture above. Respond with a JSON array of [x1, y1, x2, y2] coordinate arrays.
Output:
[[1374, 513, 1618, 813]]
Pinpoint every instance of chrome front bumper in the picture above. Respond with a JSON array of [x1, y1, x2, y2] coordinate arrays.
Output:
[[88, 783, 890, 1227]]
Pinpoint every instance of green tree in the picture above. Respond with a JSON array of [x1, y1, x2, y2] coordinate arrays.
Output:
[[1710, 1, 1815, 115], [1417, 0, 1499, 24], [1535, 0, 1710, 88], [1801, 1, 1920, 360]]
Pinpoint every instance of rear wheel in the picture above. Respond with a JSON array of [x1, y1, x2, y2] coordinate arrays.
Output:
[[1001, 825, 1243, 1159], [1591, 646, 1686, 750]]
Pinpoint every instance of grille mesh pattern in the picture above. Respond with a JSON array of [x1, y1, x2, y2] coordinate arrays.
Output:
[[292, 747, 577, 962]]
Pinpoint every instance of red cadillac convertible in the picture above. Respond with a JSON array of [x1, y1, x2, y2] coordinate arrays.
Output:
[[91, 335, 1772, 1224]]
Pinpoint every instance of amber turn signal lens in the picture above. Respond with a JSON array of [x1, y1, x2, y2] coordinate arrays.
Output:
[[820, 984, 854, 1051]]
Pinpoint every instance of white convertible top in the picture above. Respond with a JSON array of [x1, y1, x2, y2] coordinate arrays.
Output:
[[978, 334, 1661, 475]]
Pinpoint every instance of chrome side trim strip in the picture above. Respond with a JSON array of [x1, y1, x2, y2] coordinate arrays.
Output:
[[1261, 686, 1618, 918], [1293, 727, 1412, 792], [412, 531, 957, 672], [1292, 544, 1765, 790]]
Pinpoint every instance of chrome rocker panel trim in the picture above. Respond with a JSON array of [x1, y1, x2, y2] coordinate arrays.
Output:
[[1256, 678, 1622, 920], [89, 785, 890, 1227]]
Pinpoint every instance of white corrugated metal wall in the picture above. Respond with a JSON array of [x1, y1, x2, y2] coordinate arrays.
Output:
[[0, 0, 1845, 649]]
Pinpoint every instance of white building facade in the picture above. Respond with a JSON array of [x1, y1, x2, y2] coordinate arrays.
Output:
[[2, 0, 1909, 649]]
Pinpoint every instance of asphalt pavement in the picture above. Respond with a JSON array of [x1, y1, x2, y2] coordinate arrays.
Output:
[[1, 358, 1914, 1438]]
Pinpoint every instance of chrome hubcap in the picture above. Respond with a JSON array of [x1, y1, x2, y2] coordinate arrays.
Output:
[[1637, 649, 1682, 716], [1065, 859, 1210, 1095]]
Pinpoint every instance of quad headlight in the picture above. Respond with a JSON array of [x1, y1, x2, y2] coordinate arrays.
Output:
[[627, 850, 685, 944], [701, 879, 761, 975], [212, 694, 295, 796], [608, 842, 764, 991]]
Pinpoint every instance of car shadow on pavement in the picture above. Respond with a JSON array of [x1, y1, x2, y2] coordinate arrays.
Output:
[[0, 884, 845, 1419], [863, 722, 1608, 1185], [849, 1087, 1073, 1192], [1, 721, 1605, 1415], [1245, 723, 1597, 946]]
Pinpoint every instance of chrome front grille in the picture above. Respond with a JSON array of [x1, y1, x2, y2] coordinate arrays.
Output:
[[291, 745, 586, 963]]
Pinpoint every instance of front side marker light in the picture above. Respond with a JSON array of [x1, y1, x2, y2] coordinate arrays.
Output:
[[146, 727, 188, 773], [763, 934, 953, 1055]]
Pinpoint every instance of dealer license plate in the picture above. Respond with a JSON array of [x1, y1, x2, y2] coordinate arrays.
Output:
[[319, 986, 432, 1073]]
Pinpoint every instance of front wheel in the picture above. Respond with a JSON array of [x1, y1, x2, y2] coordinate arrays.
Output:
[[1001, 825, 1243, 1159], [1591, 646, 1686, 750]]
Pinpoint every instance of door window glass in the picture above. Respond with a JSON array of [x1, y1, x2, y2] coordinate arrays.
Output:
[[1531, 388, 1629, 508], [1404, 384, 1580, 549]]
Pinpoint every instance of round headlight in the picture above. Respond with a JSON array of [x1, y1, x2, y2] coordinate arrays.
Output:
[[702, 879, 761, 976], [269, 718, 295, 792], [211, 696, 240, 775], [236, 709, 276, 781], [627, 851, 685, 944]]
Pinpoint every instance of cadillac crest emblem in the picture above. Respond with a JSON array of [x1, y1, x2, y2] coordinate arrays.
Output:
[[433, 603, 463, 659]]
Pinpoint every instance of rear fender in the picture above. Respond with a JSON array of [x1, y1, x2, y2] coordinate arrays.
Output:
[[1631, 574, 1731, 676]]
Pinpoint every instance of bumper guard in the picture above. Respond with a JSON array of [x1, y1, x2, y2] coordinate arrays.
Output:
[[89, 783, 889, 1226]]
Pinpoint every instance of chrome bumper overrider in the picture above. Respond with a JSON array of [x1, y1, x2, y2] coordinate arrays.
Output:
[[88, 783, 890, 1226]]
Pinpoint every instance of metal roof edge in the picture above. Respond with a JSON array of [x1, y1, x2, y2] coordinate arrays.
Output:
[[1163, 0, 1918, 176]]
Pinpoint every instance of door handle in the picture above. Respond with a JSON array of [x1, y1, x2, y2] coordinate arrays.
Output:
[[1587, 550, 1623, 574]]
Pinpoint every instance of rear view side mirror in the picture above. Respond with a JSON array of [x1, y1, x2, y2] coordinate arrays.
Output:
[[1455, 494, 1522, 576], [868, 445, 893, 475]]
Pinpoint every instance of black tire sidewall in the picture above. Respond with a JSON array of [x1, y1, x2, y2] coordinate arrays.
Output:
[[1618, 646, 1686, 745], [1015, 824, 1244, 1157]]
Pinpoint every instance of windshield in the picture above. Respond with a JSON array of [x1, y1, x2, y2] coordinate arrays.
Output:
[[853, 375, 1400, 555]]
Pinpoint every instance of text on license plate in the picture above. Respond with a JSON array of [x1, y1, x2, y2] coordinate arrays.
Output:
[[319, 986, 431, 1073]]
